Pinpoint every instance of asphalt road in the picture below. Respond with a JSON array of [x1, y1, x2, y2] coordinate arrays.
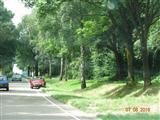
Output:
[[0, 79, 99, 120]]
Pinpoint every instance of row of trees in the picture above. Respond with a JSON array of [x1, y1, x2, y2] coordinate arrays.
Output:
[[0, 0, 17, 75], [17, 0, 160, 89]]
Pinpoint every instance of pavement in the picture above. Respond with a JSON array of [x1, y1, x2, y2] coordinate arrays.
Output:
[[0, 79, 99, 120]]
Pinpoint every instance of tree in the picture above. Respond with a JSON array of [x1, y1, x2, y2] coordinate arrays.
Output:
[[117, 0, 160, 88], [17, 13, 39, 76], [104, 0, 135, 85], [0, 0, 17, 74], [97, 25, 127, 79]]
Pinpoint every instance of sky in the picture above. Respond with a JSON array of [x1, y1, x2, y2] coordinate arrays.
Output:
[[3, 0, 32, 25], [13, 64, 22, 74]]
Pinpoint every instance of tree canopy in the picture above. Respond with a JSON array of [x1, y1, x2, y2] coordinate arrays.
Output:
[[17, 0, 160, 89], [0, 0, 17, 75]]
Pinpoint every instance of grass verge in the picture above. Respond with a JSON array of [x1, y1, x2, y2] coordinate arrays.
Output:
[[43, 77, 160, 120]]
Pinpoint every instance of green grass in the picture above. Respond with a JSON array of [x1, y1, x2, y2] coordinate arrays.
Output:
[[43, 77, 160, 120], [98, 113, 160, 120]]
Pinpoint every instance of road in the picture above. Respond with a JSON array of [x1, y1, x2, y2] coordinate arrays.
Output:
[[0, 80, 99, 120]]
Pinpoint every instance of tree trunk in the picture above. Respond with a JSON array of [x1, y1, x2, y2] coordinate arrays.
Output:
[[80, 45, 86, 89], [48, 59, 52, 77], [0, 65, 2, 75], [59, 57, 64, 81], [27, 66, 30, 77], [141, 29, 151, 89], [126, 41, 134, 86], [64, 57, 68, 81], [114, 51, 126, 79], [35, 60, 38, 77], [126, 35, 135, 85]]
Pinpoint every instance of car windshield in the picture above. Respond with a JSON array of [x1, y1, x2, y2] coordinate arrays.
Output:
[[32, 79, 41, 81], [0, 76, 7, 81], [13, 75, 21, 78], [32, 77, 43, 80]]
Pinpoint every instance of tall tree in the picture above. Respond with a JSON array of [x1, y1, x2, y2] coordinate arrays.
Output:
[[0, 0, 17, 74], [17, 13, 39, 76], [105, 1, 135, 85], [117, 0, 160, 88]]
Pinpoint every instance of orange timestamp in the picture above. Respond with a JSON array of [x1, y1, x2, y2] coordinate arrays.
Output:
[[124, 107, 151, 112]]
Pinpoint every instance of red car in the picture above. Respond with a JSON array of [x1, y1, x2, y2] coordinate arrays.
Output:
[[29, 78, 46, 89]]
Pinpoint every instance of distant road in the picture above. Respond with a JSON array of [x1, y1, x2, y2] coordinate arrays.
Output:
[[0, 79, 98, 120]]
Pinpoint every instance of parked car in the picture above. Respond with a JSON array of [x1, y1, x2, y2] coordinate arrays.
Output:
[[29, 78, 46, 89], [12, 74, 22, 81], [0, 76, 9, 91]]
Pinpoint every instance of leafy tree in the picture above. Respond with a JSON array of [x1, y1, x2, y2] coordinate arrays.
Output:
[[114, 0, 160, 88], [0, 0, 17, 75], [20, 0, 160, 91], [17, 13, 39, 76]]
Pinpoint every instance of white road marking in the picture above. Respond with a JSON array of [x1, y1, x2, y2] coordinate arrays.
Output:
[[12, 78, 82, 120], [37, 90, 82, 120], [25, 78, 83, 120]]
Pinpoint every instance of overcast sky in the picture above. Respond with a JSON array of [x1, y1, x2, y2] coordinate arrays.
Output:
[[3, 0, 32, 25]]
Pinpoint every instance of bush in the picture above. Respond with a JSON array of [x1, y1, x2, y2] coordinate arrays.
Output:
[[68, 58, 80, 79], [91, 50, 116, 78], [152, 74, 160, 84]]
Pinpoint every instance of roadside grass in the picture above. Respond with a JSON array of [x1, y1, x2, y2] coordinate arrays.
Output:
[[43, 77, 160, 120], [98, 113, 160, 120]]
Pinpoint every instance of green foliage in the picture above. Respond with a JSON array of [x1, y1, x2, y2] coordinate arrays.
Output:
[[92, 50, 116, 78], [67, 58, 80, 79], [76, 16, 111, 45], [19, 0, 160, 89], [2, 64, 13, 77], [0, 0, 17, 71], [16, 14, 37, 69], [152, 75, 160, 84], [148, 19, 160, 50], [98, 113, 160, 120]]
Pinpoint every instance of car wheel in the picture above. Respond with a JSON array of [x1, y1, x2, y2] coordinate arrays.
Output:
[[6, 87, 9, 91]]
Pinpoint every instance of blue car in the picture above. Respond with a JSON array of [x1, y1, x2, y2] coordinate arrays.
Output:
[[0, 76, 9, 91]]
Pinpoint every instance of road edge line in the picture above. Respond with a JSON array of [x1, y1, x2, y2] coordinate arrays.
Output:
[[37, 90, 81, 120]]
